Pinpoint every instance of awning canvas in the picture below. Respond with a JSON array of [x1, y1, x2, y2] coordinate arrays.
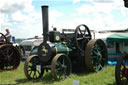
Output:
[[106, 33, 128, 43]]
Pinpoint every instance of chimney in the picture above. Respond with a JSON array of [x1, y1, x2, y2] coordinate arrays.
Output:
[[41, 6, 49, 43]]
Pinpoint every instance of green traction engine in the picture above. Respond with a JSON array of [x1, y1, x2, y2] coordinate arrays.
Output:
[[24, 6, 108, 80]]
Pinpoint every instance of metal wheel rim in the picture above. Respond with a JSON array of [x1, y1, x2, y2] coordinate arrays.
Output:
[[24, 55, 44, 80], [85, 39, 108, 72], [75, 24, 91, 52], [51, 54, 72, 80]]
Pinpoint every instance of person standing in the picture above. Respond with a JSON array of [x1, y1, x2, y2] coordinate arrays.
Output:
[[5, 28, 12, 42]]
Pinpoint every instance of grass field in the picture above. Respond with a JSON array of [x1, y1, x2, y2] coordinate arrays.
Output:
[[0, 62, 116, 85]]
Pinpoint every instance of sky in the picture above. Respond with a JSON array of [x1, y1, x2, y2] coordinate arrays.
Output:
[[0, 0, 128, 38]]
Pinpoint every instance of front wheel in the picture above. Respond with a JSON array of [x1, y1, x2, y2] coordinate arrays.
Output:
[[24, 55, 44, 80], [115, 56, 128, 85]]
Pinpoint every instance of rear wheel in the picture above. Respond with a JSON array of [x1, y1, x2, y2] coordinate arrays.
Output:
[[115, 56, 128, 85], [51, 54, 72, 80], [0, 44, 21, 71], [85, 39, 108, 72], [24, 55, 44, 80]]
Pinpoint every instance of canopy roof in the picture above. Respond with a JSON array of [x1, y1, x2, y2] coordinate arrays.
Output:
[[106, 33, 128, 43]]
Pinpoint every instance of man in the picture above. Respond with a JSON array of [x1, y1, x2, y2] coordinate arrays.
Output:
[[5, 29, 12, 42]]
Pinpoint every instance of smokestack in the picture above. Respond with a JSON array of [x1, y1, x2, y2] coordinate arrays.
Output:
[[41, 6, 49, 43]]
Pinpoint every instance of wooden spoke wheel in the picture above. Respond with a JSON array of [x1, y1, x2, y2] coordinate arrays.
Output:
[[0, 44, 21, 72], [115, 56, 128, 85], [24, 55, 44, 80], [85, 39, 108, 72], [75, 24, 91, 52], [51, 54, 72, 80]]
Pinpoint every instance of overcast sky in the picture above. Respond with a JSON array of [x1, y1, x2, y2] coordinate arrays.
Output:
[[0, 0, 128, 38]]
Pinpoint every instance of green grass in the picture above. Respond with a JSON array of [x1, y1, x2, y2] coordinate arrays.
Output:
[[0, 62, 116, 85]]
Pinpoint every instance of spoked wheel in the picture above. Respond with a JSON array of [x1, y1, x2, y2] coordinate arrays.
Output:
[[85, 39, 108, 72], [51, 54, 72, 80], [24, 55, 44, 80], [115, 56, 128, 85], [75, 24, 92, 52], [0, 44, 21, 72]]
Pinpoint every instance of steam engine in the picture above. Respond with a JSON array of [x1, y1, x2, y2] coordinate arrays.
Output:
[[24, 6, 108, 80]]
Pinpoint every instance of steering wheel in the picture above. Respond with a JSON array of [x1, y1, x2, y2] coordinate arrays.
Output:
[[75, 24, 92, 52], [0, 33, 7, 44]]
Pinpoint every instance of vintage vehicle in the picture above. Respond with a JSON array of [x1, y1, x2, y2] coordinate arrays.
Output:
[[24, 6, 108, 80], [0, 33, 21, 72]]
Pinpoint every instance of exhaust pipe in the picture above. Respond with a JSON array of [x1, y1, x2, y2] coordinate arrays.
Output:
[[41, 5, 49, 43]]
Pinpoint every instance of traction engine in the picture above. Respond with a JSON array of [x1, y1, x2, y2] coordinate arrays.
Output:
[[0, 33, 21, 72], [24, 6, 108, 80]]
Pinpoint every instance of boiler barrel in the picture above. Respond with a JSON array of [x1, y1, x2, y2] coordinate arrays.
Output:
[[54, 43, 72, 56]]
